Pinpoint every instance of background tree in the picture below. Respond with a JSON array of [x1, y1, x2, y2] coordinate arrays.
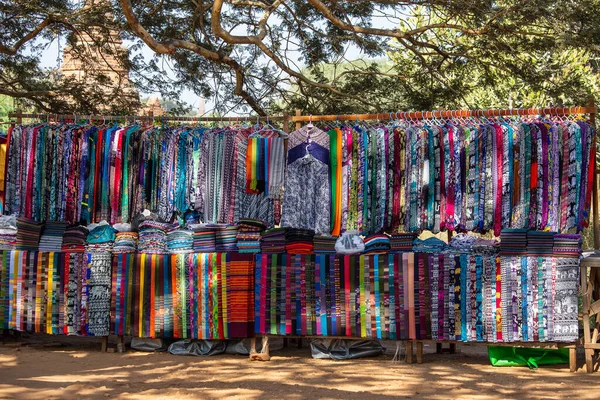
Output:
[[2, 0, 600, 116]]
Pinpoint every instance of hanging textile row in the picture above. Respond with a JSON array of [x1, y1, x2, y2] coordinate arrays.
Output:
[[2, 111, 595, 238]]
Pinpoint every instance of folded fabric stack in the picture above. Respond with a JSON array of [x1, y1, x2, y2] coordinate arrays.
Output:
[[138, 221, 172, 254], [389, 233, 417, 253], [86, 224, 116, 253], [216, 225, 238, 252], [191, 225, 217, 253], [526, 231, 555, 257], [412, 237, 447, 253], [313, 235, 338, 254], [261, 228, 288, 254], [363, 234, 391, 254], [16, 218, 44, 251], [499, 229, 528, 256], [553, 234, 582, 258], [471, 238, 500, 256], [286, 228, 314, 254], [0, 215, 17, 250], [167, 229, 194, 254], [446, 233, 477, 254], [112, 232, 139, 254], [62, 225, 88, 252], [38, 221, 68, 252], [236, 218, 266, 253]]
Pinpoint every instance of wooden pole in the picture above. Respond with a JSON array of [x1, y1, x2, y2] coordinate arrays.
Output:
[[590, 98, 599, 250], [295, 109, 302, 131]]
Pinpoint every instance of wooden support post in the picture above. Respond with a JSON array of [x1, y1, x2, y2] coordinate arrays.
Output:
[[416, 341, 423, 364], [101, 336, 108, 352], [117, 335, 125, 353], [590, 98, 599, 251], [449, 343, 457, 354], [582, 265, 594, 372], [406, 341, 414, 364], [283, 338, 289, 348], [436, 343, 442, 354], [570, 347, 577, 372], [297, 338, 303, 349], [261, 335, 270, 355], [295, 109, 302, 131], [250, 337, 257, 354]]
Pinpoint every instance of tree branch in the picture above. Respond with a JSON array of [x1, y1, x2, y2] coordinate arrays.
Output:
[[0, 17, 52, 55]]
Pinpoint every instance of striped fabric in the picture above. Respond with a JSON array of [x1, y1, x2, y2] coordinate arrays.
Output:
[[110, 252, 254, 339], [254, 253, 431, 340]]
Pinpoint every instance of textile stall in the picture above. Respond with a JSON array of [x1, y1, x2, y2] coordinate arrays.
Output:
[[0, 105, 597, 372]]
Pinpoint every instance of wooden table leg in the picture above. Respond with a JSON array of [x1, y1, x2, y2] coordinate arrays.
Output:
[[406, 341, 414, 364], [569, 347, 577, 372], [250, 337, 257, 354], [101, 336, 108, 352], [117, 335, 125, 353], [581, 265, 594, 372], [449, 343, 456, 354], [436, 343, 442, 354], [416, 341, 423, 364]]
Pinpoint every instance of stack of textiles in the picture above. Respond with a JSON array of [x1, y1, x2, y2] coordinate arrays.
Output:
[[389, 233, 417, 253], [112, 232, 138, 254], [446, 233, 476, 254], [471, 238, 500, 255], [38, 221, 68, 252], [363, 234, 391, 254], [86, 224, 116, 252], [553, 234, 582, 258], [0, 215, 17, 250], [236, 218, 266, 253], [191, 225, 217, 252], [138, 221, 172, 254], [286, 228, 314, 254], [260, 228, 287, 253], [15, 218, 44, 251], [526, 231, 555, 257], [61, 225, 88, 252], [313, 235, 338, 254], [499, 229, 528, 256], [216, 225, 239, 252], [167, 229, 194, 254], [412, 237, 447, 253]]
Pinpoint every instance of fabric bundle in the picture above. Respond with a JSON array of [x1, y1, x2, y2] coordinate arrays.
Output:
[[260, 227, 287, 254], [137, 221, 172, 254], [499, 229, 528, 256], [526, 231, 555, 257], [471, 238, 500, 256], [0, 215, 17, 250], [166, 229, 194, 254], [446, 233, 477, 254], [38, 221, 68, 252], [363, 234, 391, 254], [191, 225, 217, 253], [61, 225, 88, 253], [215, 225, 238, 252], [389, 233, 417, 253], [85, 224, 116, 253], [285, 228, 315, 254], [15, 218, 44, 251], [236, 218, 265, 253], [412, 237, 447, 253], [110, 252, 255, 339], [553, 234, 582, 258], [112, 232, 138, 254], [313, 235, 338, 254]]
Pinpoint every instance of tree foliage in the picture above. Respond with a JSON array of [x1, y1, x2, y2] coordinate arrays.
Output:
[[2, 0, 600, 115]]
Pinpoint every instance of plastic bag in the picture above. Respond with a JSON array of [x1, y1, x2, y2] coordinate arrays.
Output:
[[310, 339, 385, 360]]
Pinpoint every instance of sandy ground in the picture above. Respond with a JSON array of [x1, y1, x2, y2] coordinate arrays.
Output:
[[0, 336, 598, 400]]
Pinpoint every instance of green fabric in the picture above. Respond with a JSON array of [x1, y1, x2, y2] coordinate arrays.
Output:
[[488, 346, 569, 369], [328, 129, 338, 232]]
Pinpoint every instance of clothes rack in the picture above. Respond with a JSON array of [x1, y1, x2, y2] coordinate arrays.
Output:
[[3, 104, 599, 371]]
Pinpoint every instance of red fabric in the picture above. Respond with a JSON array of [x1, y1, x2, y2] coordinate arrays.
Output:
[[493, 124, 503, 236]]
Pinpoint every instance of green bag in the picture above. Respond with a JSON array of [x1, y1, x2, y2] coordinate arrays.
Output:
[[488, 346, 569, 369]]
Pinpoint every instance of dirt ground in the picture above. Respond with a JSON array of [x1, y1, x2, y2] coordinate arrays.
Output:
[[0, 336, 598, 400]]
